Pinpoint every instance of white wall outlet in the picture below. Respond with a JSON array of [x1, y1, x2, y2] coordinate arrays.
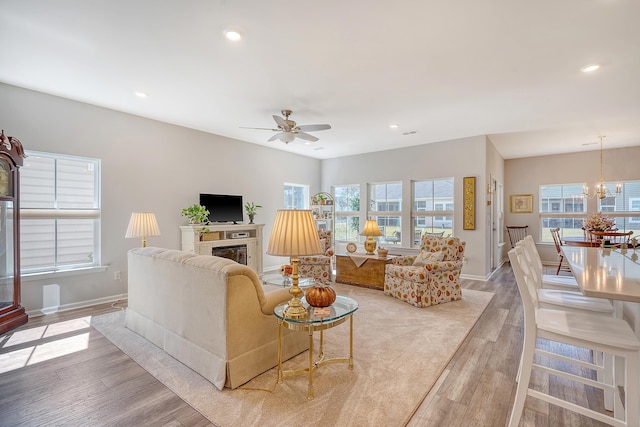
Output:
[[114, 271, 121, 280]]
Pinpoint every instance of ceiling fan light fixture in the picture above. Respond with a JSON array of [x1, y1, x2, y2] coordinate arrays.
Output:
[[279, 132, 296, 143]]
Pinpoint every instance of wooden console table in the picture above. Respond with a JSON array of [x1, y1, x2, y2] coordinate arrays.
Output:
[[335, 253, 395, 289]]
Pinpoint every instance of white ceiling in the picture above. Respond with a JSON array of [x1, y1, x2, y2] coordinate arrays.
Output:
[[1, 0, 639, 160]]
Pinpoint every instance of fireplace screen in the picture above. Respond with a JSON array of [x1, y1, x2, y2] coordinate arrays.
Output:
[[212, 244, 247, 265]]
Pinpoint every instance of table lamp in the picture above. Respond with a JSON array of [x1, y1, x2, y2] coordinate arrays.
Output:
[[267, 209, 322, 318], [125, 212, 161, 247], [360, 219, 383, 254]]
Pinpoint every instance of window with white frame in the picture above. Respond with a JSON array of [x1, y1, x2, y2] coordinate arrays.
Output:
[[598, 181, 640, 232], [20, 151, 101, 273], [333, 184, 360, 242], [283, 183, 308, 209], [412, 178, 454, 245], [369, 182, 401, 245], [539, 184, 586, 242], [630, 198, 640, 224]]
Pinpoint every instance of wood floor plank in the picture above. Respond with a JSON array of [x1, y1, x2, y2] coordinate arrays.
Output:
[[0, 305, 213, 427], [436, 335, 494, 404], [407, 394, 469, 427]]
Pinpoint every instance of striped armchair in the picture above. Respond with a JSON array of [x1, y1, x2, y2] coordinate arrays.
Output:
[[384, 235, 465, 307]]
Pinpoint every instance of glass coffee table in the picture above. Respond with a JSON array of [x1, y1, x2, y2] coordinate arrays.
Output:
[[274, 295, 358, 400], [261, 273, 314, 288]]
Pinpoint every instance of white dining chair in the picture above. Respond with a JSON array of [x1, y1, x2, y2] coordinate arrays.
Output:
[[512, 242, 617, 408], [508, 246, 640, 427], [514, 240, 614, 315], [519, 235, 580, 291]]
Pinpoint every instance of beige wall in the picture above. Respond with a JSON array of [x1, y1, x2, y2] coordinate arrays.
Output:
[[0, 83, 321, 314], [321, 135, 493, 280], [504, 146, 640, 261]]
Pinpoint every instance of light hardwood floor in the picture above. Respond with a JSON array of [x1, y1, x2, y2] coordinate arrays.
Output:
[[0, 265, 610, 426]]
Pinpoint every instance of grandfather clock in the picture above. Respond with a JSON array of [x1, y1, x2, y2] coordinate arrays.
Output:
[[0, 130, 27, 334]]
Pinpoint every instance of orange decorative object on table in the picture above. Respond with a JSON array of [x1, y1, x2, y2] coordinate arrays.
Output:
[[305, 282, 337, 307]]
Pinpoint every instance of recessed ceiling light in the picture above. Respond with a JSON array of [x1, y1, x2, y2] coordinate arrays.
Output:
[[581, 64, 600, 73], [134, 92, 147, 98], [389, 124, 399, 129], [223, 29, 243, 41]]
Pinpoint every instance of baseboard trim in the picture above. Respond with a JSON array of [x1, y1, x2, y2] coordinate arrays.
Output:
[[27, 294, 128, 318]]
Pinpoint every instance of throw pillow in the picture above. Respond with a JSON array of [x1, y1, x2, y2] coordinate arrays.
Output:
[[318, 238, 327, 252], [412, 250, 444, 266]]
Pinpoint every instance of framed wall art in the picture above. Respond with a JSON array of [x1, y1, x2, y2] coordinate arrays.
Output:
[[463, 176, 475, 230], [510, 194, 533, 213]]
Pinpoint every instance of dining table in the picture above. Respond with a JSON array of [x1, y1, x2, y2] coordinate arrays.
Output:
[[562, 236, 601, 247], [561, 245, 640, 404], [562, 245, 640, 303]]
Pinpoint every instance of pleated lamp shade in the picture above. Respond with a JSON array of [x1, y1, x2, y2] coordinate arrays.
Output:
[[360, 219, 383, 236], [125, 212, 161, 247], [267, 210, 322, 256]]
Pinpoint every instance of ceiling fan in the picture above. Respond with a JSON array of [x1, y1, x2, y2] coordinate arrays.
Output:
[[241, 109, 331, 143]]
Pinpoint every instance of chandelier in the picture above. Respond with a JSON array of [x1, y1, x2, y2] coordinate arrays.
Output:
[[582, 135, 621, 199]]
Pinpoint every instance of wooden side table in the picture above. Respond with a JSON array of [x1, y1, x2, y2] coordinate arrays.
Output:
[[335, 253, 395, 289]]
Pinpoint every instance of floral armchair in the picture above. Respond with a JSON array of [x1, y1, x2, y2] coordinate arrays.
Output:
[[298, 229, 334, 282], [384, 235, 465, 307]]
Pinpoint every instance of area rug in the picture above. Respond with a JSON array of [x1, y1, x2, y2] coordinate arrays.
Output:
[[91, 283, 493, 427]]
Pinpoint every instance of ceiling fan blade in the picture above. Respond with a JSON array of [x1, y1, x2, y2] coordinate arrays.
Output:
[[296, 132, 319, 142], [268, 133, 282, 142], [239, 126, 278, 131], [272, 115, 287, 129], [296, 124, 331, 132]]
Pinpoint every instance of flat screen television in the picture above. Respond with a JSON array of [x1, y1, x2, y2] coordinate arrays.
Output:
[[199, 194, 244, 224]]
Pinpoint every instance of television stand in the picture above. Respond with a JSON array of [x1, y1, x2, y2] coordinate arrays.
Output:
[[180, 223, 264, 273]]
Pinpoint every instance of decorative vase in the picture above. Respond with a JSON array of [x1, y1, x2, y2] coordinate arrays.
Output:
[[248, 214, 255, 224], [305, 282, 336, 307]]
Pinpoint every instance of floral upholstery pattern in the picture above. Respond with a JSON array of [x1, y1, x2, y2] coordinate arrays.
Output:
[[298, 229, 333, 282], [384, 235, 465, 307]]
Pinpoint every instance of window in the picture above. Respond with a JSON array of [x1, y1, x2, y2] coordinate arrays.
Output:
[[412, 178, 454, 245], [539, 184, 585, 242], [599, 181, 640, 233], [369, 182, 401, 245], [333, 184, 360, 242], [630, 198, 640, 224], [20, 151, 101, 273], [283, 183, 308, 209]]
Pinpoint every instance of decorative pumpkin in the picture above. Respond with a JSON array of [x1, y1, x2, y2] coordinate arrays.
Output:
[[305, 283, 337, 307]]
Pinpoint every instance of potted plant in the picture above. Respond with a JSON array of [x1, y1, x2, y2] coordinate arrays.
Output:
[[181, 204, 210, 225], [244, 202, 262, 224]]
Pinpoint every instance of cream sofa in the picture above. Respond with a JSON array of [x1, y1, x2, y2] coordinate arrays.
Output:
[[125, 247, 308, 390]]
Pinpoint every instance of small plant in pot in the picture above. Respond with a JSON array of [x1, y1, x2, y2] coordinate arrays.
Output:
[[244, 202, 262, 224], [181, 204, 210, 225]]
